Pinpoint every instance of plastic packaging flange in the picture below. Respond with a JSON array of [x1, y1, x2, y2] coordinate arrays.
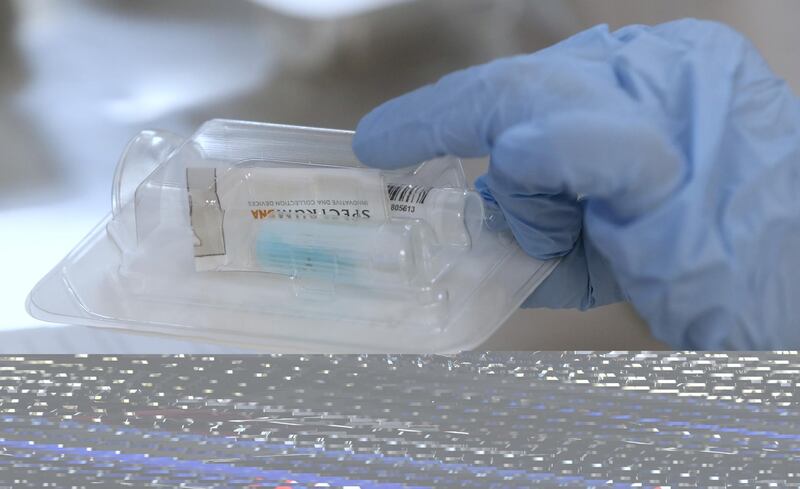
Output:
[[27, 119, 558, 352]]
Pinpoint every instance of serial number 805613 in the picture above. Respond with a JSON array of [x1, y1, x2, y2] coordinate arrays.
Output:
[[390, 203, 416, 213]]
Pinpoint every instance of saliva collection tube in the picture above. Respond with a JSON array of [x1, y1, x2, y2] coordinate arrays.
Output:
[[187, 166, 482, 287]]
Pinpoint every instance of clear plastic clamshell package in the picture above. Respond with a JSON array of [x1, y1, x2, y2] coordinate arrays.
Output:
[[27, 120, 558, 352]]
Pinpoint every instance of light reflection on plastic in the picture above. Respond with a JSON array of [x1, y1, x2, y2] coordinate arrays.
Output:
[[0, 204, 99, 330]]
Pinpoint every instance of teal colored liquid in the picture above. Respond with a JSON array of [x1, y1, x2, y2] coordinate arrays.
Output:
[[255, 224, 358, 282]]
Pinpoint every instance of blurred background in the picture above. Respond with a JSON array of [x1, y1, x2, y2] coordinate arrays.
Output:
[[2, 0, 798, 351]]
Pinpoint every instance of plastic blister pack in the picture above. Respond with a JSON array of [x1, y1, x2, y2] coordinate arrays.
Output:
[[27, 120, 558, 352]]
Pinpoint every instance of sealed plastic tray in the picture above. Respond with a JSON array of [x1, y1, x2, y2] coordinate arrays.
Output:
[[27, 120, 558, 352]]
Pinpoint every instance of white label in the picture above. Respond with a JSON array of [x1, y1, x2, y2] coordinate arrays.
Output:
[[386, 183, 431, 219], [186, 167, 468, 273], [218, 166, 388, 223], [188, 166, 389, 272]]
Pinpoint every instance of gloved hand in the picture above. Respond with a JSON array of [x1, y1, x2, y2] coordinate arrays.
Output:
[[353, 19, 800, 349]]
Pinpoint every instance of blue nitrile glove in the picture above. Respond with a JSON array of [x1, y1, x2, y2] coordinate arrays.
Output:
[[353, 19, 800, 349]]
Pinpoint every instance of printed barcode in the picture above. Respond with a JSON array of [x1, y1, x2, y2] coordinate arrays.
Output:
[[387, 184, 431, 204]]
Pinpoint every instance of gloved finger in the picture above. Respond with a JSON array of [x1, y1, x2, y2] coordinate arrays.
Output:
[[522, 238, 591, 309], [473, 176, 511, 233], [484, 113, 686, 226], [522, 235, 626, 310], [478, 172, 582, 260], [478, 120, 584, 261], [352, 64, 497, 169], [480, 120, 586, 259], [483, 122, 628, 309], [477, 174, 594, 309], [353, 25, 624, 169], [478, 170, 612, 309]]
